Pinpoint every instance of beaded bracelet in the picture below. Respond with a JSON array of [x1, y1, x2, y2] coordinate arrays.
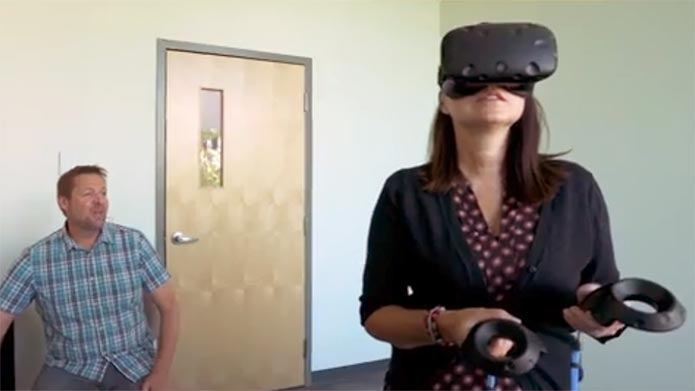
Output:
[[426, 306, 447, 345]]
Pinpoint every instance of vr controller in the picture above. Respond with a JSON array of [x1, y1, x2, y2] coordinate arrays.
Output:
[[462, 319, 547, 377], [438, 22, 558, 97], [580, 278, 687, 332], [462, 278, 686, 378]]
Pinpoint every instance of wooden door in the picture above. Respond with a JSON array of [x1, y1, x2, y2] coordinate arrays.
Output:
[[164, 49, 306, 390]]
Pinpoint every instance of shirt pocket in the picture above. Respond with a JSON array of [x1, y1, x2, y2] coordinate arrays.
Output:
[[106, 256, 141, 313]]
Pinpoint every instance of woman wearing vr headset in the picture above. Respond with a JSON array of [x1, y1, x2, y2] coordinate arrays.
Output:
[[359, 23, 625, 390]]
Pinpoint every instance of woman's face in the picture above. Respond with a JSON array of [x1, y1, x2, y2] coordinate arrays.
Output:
[[440, 83, 527, 130]]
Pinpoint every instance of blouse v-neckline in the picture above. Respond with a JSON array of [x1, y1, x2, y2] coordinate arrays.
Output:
[[439, 180, 556, 298]]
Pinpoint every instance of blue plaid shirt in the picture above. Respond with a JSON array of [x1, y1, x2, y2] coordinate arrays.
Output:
[[0, 222, 170, 382]]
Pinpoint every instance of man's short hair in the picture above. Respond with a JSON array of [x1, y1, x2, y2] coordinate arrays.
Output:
[[57, 165, 108, 199]]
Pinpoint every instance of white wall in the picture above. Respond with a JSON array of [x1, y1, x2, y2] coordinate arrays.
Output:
[[440, 1, 694, 390], [0, 0, 440, 386]]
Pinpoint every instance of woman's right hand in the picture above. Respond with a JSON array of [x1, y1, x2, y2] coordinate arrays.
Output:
[[435, 308, 521, 357]]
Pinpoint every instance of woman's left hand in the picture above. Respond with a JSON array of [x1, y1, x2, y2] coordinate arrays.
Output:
[[563, 283, 625, 338]]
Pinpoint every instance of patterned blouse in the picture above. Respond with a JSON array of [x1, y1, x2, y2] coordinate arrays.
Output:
[[430, 178, 540, 391]]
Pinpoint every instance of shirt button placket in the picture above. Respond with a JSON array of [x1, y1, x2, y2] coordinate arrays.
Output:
[[89, 252, 107, 355]]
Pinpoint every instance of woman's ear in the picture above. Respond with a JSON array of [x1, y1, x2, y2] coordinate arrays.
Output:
[[438, 93, 450, 115]]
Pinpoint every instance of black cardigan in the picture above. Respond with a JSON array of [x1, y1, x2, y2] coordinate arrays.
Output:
[[359, 160, 621, 390]]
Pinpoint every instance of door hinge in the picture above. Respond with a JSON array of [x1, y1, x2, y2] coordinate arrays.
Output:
[[303, 92, 309, 112], [303, 338, 307, 358]]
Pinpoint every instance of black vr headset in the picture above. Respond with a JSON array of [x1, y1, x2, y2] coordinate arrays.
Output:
[[438, 22, 558, 97]]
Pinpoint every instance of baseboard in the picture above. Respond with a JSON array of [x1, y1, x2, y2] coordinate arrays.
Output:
[[311, 358, 389, 383]]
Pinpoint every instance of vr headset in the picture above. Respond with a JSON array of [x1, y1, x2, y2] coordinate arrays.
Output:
[[438, 22, 558, 97]]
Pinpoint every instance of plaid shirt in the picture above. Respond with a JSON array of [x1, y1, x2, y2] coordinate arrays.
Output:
[[0, 222, 170, 382]]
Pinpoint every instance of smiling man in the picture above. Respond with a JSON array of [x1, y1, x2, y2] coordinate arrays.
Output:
[[0, 165, 179, 391]]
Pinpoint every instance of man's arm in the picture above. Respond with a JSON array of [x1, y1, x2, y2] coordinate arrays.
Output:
[[135, 230, 178, 390], [0, 251, 35, 345], [0, 311, 16, 344], [148, 281, 179, 377]]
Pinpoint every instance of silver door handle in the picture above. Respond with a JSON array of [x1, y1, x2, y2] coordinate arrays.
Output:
[[171, 231, 199, 245]]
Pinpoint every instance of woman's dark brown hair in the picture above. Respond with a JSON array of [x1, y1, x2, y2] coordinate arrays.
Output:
[[422, 94, 568, 205]]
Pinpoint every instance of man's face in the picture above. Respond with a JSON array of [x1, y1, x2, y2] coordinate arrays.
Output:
[[59, 174, 109, 231]]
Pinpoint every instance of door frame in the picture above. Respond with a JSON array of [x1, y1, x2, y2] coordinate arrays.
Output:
[[154, 39, 314, 387]]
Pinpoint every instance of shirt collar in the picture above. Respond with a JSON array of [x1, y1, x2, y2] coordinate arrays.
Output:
[[99, 223, 114, 244], [452, 172, 471, 192], [60, 221, 114, 251]]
